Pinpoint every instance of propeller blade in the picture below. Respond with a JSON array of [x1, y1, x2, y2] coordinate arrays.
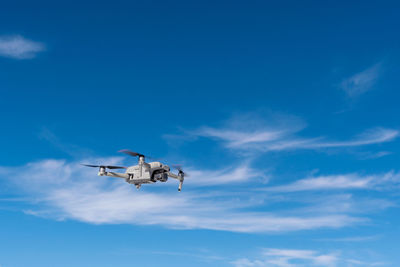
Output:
[[105, 165, 127, 169], [180, 171, 189, 177], [172, 165, 189, 177], [118, 149, 159, 160], [119, 149, 144, 158], [81, 164, 100, 168], [171, 164, 182, 171], [81, 164, 126, 169]]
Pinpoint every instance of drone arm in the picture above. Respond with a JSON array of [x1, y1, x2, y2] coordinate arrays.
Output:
[[167, 172, 180, 179], [167, 172, 184, 192], [100, 172, 130, 179]]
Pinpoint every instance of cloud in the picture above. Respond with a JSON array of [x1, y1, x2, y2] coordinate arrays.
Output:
[[0, 158, 364, 233], [231, 248, 385, 267], [165, 113, 398, 155], [263, 171, 400, 193], [190, 120, 398, 153], [38, 127, 93, 157], [186, 164, 268, 186], [118, 248, 227, 262], [231, 248, 338, 267], [355, 151, 392, 160], [0, 35, 45, 59], [293, 194, 395, 218], [340, 63, 382, 97], [198, 128, 285, 148], [315, 235, 380, 242], [264, 174, 372, 192], [310, 128, 398, 148], [190, 113, 305, 151]]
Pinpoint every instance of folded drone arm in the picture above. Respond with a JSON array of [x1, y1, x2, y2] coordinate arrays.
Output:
[[167, 172, 184, 192], [167, 172, 180, 179], [100, 172, 130, 179]]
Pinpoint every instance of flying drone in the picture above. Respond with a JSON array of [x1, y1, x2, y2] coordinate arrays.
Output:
[[82, 149, 187, 191]]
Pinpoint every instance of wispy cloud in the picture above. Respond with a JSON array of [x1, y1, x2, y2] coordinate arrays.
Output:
[[0, 158, 364, 233], [181, 114, 398, 153], [231, 248, 385, 267], [264, 174, 371, 192], [232, 248, 338, 267], [186, 164, 268, 186], [38, 127, 93, 157], [315, 235, 380, 242], [0, 35, 45, 59], [196, 127, 397, 152], [355, 151, 392, 160], [306, 128, 398, 148], [340, 63, 382, 97], [114, 248, 227, 263], [263, 171, 400, 193]]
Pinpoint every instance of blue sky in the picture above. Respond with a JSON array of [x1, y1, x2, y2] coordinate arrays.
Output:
[[1, 0, 400, 266]]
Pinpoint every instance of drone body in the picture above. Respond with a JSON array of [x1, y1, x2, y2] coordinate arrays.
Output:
[[83, 150, 186, 191]]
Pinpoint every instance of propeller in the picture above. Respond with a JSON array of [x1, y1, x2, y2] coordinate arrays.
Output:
[[118, 149, 144, 158], [81, 164, 126, 169], [172, 164, 189, 177], [118, 149, 158, 160]]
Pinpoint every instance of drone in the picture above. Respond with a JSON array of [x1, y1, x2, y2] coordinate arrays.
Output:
[[82, 149, 187, 191]]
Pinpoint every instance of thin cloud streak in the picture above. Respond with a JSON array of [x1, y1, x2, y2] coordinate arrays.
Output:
[[309, 128, 398, 148], [232, 248, 338, 267], [340, 63, 382, 97], [0, 35, 45, 59], [193, 125, 398, 152], [186, 164, 268, 186], [198, 127, 285, 148], [264, 174, 372, 192], [166, 113, 398, 154], [231, 248, 384, 267], [316, 235, 380, 242], [263, 172, 400, 193]]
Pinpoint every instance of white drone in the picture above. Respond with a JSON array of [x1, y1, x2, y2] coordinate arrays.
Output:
[[82, 149, 187, 191]]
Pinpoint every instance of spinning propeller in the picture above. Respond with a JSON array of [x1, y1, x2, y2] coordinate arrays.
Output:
[[81, 164, 126, 169], [171, 164, 189, 177], [118, 149, 158, 160]]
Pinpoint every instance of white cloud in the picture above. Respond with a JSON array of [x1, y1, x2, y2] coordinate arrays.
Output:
[[263, 172, 400, 193], [310, 128, 398, 148], [198, 127, 285, 148], [0, 35, 45, 59], [231, 248, 338, 267], [38, 127, 93, 157], [296, 194, 395, 215], [355, 151, 392, 160], [340, 63, 381, 97], [0, 158, 364, 233], [316, 235, 380, 242], [264, 174, 372, 192], [186, 164, 268, 186], [345, 259, 386, 266], [231, 248, 385, 267], [166, 113, 398, 154], [193, 124, 397, 153]]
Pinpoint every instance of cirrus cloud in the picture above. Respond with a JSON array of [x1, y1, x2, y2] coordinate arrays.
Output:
[[0, 35, 45, 59], [340, 63, 382, 97]]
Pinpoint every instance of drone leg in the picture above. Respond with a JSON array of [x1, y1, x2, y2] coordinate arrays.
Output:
[[135, 184, 141, 190], [178, 181, 183, 192]]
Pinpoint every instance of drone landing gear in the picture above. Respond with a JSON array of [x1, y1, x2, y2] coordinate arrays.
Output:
[[135, 184, 141, 190]]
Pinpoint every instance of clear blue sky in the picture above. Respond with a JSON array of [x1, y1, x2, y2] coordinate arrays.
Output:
[[1, 1, 400, 266]]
